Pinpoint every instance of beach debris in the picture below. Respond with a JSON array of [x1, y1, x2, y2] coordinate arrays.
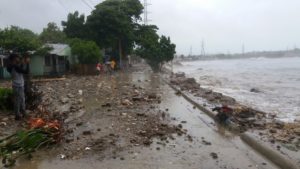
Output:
[[210, 152, 218, 159], [59, 154, 66, 159], [78, 90, 83, 95], [85, 147, 91, 151], [213, 106, 233, 124], [121, 99, 133, 106], [250, 88, 261, 93], [0, 117, 63, 167]]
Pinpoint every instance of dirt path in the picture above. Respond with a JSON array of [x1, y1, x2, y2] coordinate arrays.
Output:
[[2, 65, 279, 169]]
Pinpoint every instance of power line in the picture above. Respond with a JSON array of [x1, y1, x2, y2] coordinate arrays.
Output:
[[57, 0, 68, 11], [87, 0, 96, 6], [81, 0, 94, 10]]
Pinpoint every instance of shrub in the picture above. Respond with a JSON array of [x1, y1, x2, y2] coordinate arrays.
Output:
[[0, 88, 13, 111]]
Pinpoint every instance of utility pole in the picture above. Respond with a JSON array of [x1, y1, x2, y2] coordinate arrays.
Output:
[[119, 0, 124, 69], [201, 39, 205, 58], [143, 0, 151, 25], [189, 46, 193, 57]]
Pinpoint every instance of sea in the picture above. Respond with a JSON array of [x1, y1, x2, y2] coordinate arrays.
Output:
[[173, 57, 300, 122]]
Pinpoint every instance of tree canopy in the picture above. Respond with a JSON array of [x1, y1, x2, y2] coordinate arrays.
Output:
[[135, 25, 176, 72], [86, 0, 143, 57], [62, 11, 87, 39], [39, 22, 66, 44], [0, 26, 41, 54]]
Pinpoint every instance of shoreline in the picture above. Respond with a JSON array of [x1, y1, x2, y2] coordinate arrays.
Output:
[[170, 57, 300, 123], [164, 70, 300, 167]]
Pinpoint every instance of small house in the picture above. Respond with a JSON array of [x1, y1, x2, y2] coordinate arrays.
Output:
[[0, 44, 74, 79], [30, 44, 74, 76]]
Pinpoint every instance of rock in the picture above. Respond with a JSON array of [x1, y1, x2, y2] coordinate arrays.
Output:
[[136, 113, 146, 117], [147, 93, 159, 100], [67, 94, 75, 98], [76, 122, 84, 126], [66, 138, 74, 143], [0, 122, 7, 126], [252, 121, 266, 128], [269, 129, 277, 134], [175, 72, 185, 78], [250, 88, 261, 93], [202, 140, 212, 145], [78, 90, 83, 95], [177, 124, 183, 129], [122, 99, 133, 106], [83, 130, 92, 135], [143, 140, 152, 146], [102, 103, 112, 107], [60, 98, 69, 104], [210, 152, 218, 159], [59, 154, 66, 159], [274, 120, 285, 129], [237, 109, 255, 118], [2, 118, 9, 122], [294, 128, 300, 136], [132, 97, 144, 101]]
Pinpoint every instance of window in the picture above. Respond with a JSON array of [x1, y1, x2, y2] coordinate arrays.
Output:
[[45, 55, 51, 66]]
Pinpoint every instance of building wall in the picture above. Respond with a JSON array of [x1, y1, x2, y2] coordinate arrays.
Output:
[[0, 67, 11, 79], [29, 55, 44, 76]]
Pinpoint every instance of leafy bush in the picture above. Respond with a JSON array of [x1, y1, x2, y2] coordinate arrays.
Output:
[[69, 39, 102, 64], [0, 88, 13, 111]]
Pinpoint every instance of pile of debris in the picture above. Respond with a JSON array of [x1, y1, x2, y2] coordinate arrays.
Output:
[[170, 73, 270, 132], [264, 122, 300, 150], [170, 73, 200, 92], [170, 73, 236, 105], [0, 110, 64, 167]]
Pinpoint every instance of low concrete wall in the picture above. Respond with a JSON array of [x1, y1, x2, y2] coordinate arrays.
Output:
[[241, 133, 299, 169]]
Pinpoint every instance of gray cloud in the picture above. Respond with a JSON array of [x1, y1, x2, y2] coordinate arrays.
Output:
[[1, 0, 300, 55]]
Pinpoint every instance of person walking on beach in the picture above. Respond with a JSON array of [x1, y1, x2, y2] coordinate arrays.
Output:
[[7, 54, 30, 120], [111, 59, 116, 71], [96, 62, 101, 75]]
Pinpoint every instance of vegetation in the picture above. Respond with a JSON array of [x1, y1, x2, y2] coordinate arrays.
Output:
[[0, 26, 41, 54], [86, 0, 143, 59], [0, 88, 13, 111], [69, 39, 102, 64], [0, 0, 176, 71], [62, 11, 87, 39], [39, 22, 67, 44], [61, 0, 176, 71], [135, 25, 176, 72], [0, 118, 62, 167]]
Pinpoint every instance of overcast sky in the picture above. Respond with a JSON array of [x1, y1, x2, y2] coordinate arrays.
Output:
[[1, 0, 300, 55]]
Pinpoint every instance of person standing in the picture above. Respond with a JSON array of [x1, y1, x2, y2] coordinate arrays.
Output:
[[7, 54, 30, 120], [96, 62, 101, 75], [111, 60, 116, 71]]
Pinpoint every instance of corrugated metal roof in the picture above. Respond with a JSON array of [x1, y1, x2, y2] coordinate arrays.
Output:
[[45, 43, 70, 56]]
